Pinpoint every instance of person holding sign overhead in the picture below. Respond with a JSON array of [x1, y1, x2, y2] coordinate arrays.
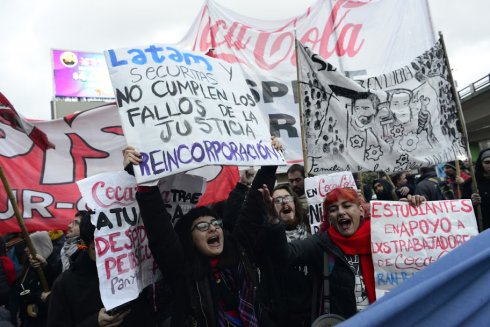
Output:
[[126, 140, 282, 327], [264, 187, 425, 321]]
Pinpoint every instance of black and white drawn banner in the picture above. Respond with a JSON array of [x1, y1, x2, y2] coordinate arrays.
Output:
[[297, 42, 466, 175], [104, 45, 286, 184]]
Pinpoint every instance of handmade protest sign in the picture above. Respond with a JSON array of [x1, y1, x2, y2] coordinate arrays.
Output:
[[370, 199, 478, 298], [104, 45, 286, 184], [77, 171, 159, 310], [157, 173, 206, 226], [304, 172, 357, 233]]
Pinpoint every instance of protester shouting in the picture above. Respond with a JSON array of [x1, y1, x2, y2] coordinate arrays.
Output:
[[255, 182, 313, 327], [125, 140, 282, 327], [264, 187, 425, 320]]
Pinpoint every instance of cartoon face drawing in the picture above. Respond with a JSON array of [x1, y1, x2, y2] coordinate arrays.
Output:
[[352, 98, 377, 128], [389, 90, 412, 123]]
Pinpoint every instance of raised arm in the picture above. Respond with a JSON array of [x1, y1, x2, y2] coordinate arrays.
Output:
[[123, 146, 186, 278], [265, 222, 324, 268]]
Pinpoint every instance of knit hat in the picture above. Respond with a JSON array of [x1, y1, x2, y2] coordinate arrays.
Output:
[[480, 149, 490, 161], [30, 231, 53, 259], [444, 161, 456, 170], [49, 230, 64, 241]]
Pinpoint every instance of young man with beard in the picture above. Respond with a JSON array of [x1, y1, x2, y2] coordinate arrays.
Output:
[[255, 183, 312, 327], [287, 164, 307, 212], [265, 187, 425, 320]]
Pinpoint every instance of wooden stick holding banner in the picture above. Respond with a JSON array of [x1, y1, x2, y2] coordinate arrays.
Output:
[[0, 166, 49, 292], [455, 159, 461, 198], [358, 172, 365, 198], [439, 32, 483, 230], [294, 36, 309, 173], [382, 171, 399, 201]]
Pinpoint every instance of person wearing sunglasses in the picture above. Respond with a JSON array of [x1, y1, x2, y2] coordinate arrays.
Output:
[[125, 141, 281, 327]]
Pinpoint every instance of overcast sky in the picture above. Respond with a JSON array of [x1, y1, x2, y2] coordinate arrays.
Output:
[[1, 0, 489, 120]]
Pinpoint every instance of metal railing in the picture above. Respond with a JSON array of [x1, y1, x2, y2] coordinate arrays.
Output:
[[458, 74, 490, 99]]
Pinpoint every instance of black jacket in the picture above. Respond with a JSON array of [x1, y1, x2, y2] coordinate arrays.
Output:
[[136, 168, 273, 326], [47, 250, 155, 327], [222, 168, 313, 327], [415, 172, 445, 201], [265, 223, 361, 320]]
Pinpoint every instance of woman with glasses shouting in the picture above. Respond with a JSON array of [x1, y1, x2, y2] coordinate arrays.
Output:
[[124, 140, 281, 327]]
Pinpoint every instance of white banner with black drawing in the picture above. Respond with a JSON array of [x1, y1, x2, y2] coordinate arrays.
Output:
[[297, 41, 465, 174], [178, 0, 436, 165]]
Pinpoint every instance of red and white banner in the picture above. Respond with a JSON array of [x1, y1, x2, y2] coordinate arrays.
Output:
[[178, 0, 436, 163], [0, 102, 238, 233]]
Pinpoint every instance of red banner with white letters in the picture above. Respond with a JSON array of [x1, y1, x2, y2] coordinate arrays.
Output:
[[0, 101, 238, 233]]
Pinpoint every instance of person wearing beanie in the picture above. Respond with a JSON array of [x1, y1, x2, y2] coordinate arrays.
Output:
[[462, 148, 490, 231], [443, 160, 470, 198], [124, 144, 275, 327]]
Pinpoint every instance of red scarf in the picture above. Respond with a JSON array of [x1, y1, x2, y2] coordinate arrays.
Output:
[[327, 220, 376, 303]]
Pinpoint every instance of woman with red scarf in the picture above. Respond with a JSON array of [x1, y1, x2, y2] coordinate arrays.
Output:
[[265, 187, 423, 321]]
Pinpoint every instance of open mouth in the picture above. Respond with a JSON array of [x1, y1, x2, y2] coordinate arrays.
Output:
[[338, 218, 352, 231], [207, 235, 220, 246], [282, 208, 292, 215]]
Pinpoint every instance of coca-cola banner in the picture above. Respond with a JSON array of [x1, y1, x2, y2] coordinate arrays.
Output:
[[178, 0, 436, 164]]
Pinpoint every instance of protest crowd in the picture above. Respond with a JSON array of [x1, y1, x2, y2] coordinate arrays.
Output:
[[1, 1, 489, 327]]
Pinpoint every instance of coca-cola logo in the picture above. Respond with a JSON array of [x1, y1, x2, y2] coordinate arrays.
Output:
[[317, 174, 356, 197], [196, 0, 369, 71], [92, 181, 137, 208]]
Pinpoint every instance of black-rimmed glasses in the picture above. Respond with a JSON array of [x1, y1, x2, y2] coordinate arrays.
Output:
[[192, 219, 223, 232], [273, 195, 294, 205]]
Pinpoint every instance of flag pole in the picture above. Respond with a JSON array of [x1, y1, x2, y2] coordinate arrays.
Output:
[[382, 171, 399, 201], [438, 31, 483, 231], [0, 166, 50, 291], [358, 172, 365, 198], [294, 35, 309, 174]]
